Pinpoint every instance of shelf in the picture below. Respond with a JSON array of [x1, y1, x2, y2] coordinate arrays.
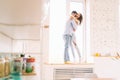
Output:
[[22, 72, 36, 76]]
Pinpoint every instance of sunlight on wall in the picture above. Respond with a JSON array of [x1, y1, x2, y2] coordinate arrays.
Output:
[[49, 0, 66, 63]]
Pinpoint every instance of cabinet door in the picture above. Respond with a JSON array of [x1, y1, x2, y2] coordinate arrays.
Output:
[[25, 41, 40, 53], [12, 40, 40, 53], [0, 33, 12, 52]]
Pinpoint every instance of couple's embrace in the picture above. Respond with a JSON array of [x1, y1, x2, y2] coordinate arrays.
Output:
[[63, 11, 83, 64]]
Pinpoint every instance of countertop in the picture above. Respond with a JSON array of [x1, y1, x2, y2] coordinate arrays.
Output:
[[0, 74, 40, 80]]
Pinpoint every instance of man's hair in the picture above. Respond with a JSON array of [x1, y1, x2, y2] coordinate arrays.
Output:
[[71, 11, 78, 14]]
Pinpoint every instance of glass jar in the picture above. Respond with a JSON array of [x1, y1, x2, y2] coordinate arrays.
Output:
[[26, 57, 35, 73], [12, 58, 22, 75], [0, 56, 5, 78], [4, 56, 10, 76]]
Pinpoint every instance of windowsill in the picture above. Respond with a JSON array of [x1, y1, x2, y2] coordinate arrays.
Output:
[[44, 63, 94, 65], [43, 63, 94, 69]]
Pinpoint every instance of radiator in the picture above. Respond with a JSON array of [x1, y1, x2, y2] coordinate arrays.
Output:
[[54, 68, 97, 80]]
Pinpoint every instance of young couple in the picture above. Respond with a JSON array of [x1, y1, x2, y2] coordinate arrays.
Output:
[[63, 11, 83, 64]]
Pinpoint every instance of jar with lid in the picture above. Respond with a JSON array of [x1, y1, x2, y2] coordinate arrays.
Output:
[[26, 57, 35, 73]]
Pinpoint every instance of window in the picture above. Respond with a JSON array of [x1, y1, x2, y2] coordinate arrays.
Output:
[[49, 0, 92, 64]]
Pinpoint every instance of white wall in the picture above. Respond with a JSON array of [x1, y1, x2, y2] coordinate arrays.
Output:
[[90, 0, 119, 56], [90, 0, 120, 79], [0, 33, 12, 52]]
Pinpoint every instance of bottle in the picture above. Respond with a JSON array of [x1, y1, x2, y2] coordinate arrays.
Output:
[[4, 56, 10, 76], [20, 54, 26, 73], [0, 56, 5, 78]]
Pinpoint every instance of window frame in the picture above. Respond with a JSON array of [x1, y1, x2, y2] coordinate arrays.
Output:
[[66, 0, 92, 63]]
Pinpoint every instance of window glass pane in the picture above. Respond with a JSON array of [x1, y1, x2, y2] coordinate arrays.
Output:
[[70, 2, 85, 63]]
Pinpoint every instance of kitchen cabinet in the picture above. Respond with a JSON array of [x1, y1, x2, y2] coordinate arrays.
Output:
[[12, 40, 40, 53], [0, 33, 12, 52], [0, 26, 41, 53]]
